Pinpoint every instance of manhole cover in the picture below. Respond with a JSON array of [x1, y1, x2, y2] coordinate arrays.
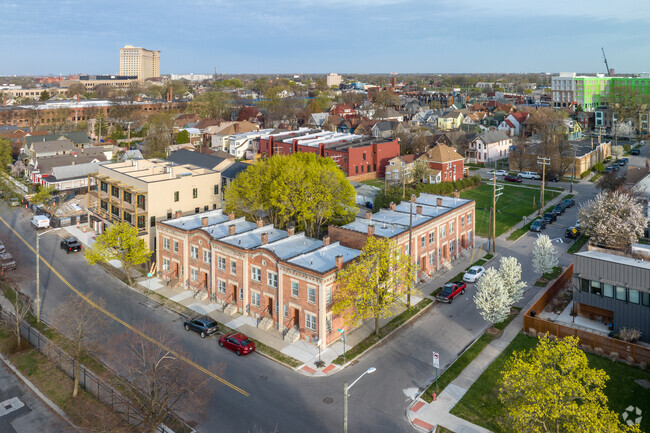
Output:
[[323, 397, 333, 404], [259, 375, 268, 381]]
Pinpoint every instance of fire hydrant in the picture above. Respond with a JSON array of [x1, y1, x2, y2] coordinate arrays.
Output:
[[431, 392, 437, 401]]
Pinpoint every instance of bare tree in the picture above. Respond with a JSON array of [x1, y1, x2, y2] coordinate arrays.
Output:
[[53, 295, 107, 397], [2, 285, 31, 350], [510, 134, 532, 172]]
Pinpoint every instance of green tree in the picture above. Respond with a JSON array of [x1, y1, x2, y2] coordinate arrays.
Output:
[[176, 129, 190, 144], [190, 91, 231, 119], [224, 153, 356, 237], [0, 138, 12, 172], [84, 222, 153, 287], [30, 185, 56, 205], [39, 90, 51, 101], [499, 335, 641, 433], [332, 237, 415, 336]]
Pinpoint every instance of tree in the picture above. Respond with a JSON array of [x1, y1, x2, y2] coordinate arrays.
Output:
[[597, 172, 625, 192], [30, 185, 56, 205], [66, 82, 86, 98], [510, 135, 532, 172], [373, 90, 400, 108], [499, 256, 526, 305], [578, 191, 645, 249], [54, 295, 106, 397], [499, 335, 641, 433], [144, 112, 174, 158], [224, 153, 356, 237], [39, 90, 50, 101], [84, 222, 153, 287], [410, 159, 431, 183], [332, 237, 415, 336], [190, 91, 231, 119], [611, 145, 625, 160], [176, 129, 190, 144], [2, 285, 31, 350], [236, 106, 260, 122], [10, 160, 25, 177], [474, 267, 510, 326], [0, 138, 12, 172], [532, 234, 558, 275]]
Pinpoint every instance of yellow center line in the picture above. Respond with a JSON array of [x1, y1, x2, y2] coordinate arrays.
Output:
[[0, 215, 249, 397]]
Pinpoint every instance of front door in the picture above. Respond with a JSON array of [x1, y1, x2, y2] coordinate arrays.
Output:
[[293, 308, 300, 329], [267, 297, 273, 316]]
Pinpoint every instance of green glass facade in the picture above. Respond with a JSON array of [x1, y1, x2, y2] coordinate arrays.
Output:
[[576, 76, 650, 110]]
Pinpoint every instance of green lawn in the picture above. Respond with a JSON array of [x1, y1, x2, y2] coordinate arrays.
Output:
[[360, 178, 385, 188], [461, 184, 560, 237], [450, 333, 650, 432]]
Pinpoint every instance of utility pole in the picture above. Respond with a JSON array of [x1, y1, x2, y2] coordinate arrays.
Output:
[[537, 157, 550, 216], [570, 147, 576, 193], [36, 232, 40, 323], [407, 194, 416, 309], [491, 171, 503, 253]]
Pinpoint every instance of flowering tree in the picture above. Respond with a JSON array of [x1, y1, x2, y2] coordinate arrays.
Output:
[[499, 256, 527, 305], [474, 268, 510, 326], [532, 234, 558, 275], [10, 160, 25, 177], [578, 191, 645, 249], [611, 145, 625, 160]]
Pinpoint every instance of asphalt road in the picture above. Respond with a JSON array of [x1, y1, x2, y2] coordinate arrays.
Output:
[[0, 172, 607, 433]]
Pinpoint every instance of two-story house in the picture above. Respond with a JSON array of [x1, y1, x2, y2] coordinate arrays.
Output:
[[466, 131, 512, 164], [437, 111, 464, 131], [422, 144, 465, 183]]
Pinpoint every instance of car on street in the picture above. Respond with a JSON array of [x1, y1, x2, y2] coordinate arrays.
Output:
[[530, 219, 546, 232], [553, 205, 564, 216], [489, 170, 508, 176], [543, 212, 556, 224], [0, 252, 16, 272], [519, 171, 541, 180], [8, 198, 19, 207], [463, 266, 485, 283], [632, 148, 641, 155], [183, 317, 219, 338], [60, 237, 82, 253], [548, 176, 560, 182], [565, 226, 581, 239], [563, 198, 575, 208], [436, 282, 466, 303], [0, 241, 5, 254], [612, 163, 620, 171], [605, 166, 613, 172], [620, 158, 628, 165], [504, 174, 522, 183], [218, 333, 256, 356]]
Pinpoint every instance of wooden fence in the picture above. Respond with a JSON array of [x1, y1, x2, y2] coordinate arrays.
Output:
[[523, 264, 650, 365]]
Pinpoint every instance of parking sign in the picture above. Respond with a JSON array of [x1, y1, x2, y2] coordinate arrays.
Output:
[[433, 351, 439, 368]]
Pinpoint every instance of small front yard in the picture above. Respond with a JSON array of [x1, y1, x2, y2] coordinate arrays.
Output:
[[359, 178, 385, 188]]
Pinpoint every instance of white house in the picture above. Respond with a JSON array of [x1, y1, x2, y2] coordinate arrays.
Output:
[[497, 112, 529, 136], [217, 129, 274, 158], [467, 131, 512, 164]]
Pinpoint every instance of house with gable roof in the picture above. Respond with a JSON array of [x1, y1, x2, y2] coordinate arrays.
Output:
[[466, 130, 512, 164], [437, 110, 464, 131], [421, 143, 465, 183]]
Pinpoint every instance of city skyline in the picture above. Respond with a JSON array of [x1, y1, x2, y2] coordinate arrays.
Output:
[[1, 0, 650, 76]]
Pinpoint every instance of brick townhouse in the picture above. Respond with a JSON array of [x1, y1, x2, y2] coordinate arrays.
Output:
[[328, 193, 476, 276], [156, 210, 361, 347]]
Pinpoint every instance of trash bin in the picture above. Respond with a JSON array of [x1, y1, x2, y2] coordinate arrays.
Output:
[[530, 311, 536, 317]]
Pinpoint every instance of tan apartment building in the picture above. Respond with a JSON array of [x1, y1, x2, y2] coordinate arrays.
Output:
[[120, 45, 160, 80], [87, 158, 222, 250]]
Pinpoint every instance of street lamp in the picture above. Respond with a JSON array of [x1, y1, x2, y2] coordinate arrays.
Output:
[[337, 328, 347, 364], [36, 227, 59, 323], [344, 367, 376, 433]]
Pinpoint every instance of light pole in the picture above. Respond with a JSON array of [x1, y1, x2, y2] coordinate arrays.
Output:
[[337, 328, 347, 364], [36, 227, 59, 323], [344, 367, 376, 433]]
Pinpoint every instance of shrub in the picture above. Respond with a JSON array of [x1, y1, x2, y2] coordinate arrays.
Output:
[[592, 162, 605, 173], [594, 347, 604, 356], [609, 351, 619, 362], [619, 327, 642, 343], [580, 170, 591, 179], [624, 143, 631, 152], [528, 328, 537, 338]]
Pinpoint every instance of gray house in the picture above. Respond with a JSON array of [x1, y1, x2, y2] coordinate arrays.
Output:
[[573, 250, 650, 342]]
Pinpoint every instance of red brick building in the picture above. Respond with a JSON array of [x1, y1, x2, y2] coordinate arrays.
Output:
[[259, 128, 399, 177], [421, 143, 466, 182]]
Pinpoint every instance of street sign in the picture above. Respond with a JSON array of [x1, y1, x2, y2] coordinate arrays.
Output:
[[433, 351, 439, 369]]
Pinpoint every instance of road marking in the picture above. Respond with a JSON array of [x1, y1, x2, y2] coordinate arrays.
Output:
[[0, 397, 24, 417], [0, 216, 249, 397]]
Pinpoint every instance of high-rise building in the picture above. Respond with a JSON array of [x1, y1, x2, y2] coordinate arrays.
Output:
[[119, 45, 160, 80], [326, 73, 342, 87]]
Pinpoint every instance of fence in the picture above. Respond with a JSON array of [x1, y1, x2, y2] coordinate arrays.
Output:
[[523, 264, 650, 365], [0, 308, 185, 433]]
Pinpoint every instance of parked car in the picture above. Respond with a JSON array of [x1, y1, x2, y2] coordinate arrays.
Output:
[[31, 215, 50, 229], [519, 171, 541, 180], [563, 198, 575, 208], [436, 282, 466, 303], [0, 252, 16, 272], [553, 205, 564, 216], [218, 333, 256, 356], [543, 212, 556, 224], [183, 317, 219, 338], [612, 163, 620, 171], [8, 198, 19, 207], [605, 166, 613, 172], [489, 170, 508, 176], [504, 174, 522, 183], [530, 219, 546, 232], [60, 237, 82, 253], [631, 148, 641, 155], [565, 226, 581, 239], [548, 176, 560, 182], [0, 241, 5, 254], [620, 158, 629, 165], [463, 266, 485, 283]]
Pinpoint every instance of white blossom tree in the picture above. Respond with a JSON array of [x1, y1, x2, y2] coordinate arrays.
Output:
[[611, 145, 625, 161], [474, 267, 510, 327], [499, 256, 527, 305], [578, 191, 646, 249], [532, 234, 559, 276]]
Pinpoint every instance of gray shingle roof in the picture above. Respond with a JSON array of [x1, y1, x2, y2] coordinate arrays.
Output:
[[31, 139, 75, 155], [475, 130, 510, 144], [166, 149, 226, 170], [221, 161, 249, 180]]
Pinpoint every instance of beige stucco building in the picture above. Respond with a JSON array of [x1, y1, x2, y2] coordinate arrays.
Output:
[[120, 45, 160, 80], [87, 159, 222, 250]]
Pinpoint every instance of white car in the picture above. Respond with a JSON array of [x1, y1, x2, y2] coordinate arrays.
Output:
[[463, 266, 486, 283], [488, 170, 508, 176]]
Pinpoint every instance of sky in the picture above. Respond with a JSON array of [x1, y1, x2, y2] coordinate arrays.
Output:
[[1, 0, 650, 76]]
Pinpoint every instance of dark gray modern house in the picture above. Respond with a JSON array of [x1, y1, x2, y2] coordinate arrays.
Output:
[[573, 250, 650, 342]]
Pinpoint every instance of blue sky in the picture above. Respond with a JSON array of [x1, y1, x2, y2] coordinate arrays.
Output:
[[1, 0, 650, 76]]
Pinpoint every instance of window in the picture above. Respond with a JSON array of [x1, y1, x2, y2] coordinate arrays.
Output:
[[190, 246, 198, 259], [174, 191, 179, 202], [306, 313, 317, 331], [123, 212, 132, 224], [461, 216, 465, 227], [267, 271, 278, 288], [291, 281, 299, 298], [150, 216, 156, 227], [203, 250, 211, 264], [616, 286, 626, 301], [251, 291, 260, 308], [100, 181, 108, 193], [629, 289, 640, 304], [326, 286, 332, 304], [123, 191, 132, 204], [468, 230, 472, 244], [467, 212, 472, 224], [355, 166, 359, 174], [101, 200, 108, 211], [590, 280, 601, 296], [111, 205, 120, 217], [326, 314, 332, 332], [284, 305, 289, 318], [217, 256, 226, 271], [218, 280, 226, 294], [230, 260, 236, 275], [214, 185, 219, 195], [450, 240, 455, 253], [581, 278, 590, 292], [137, 215, 145, 229], [193, 188, 198, 199], [421, 236, 425, 248], [190, 268, 198, 283], [111, 185, 119, 198], [239, 287, 243, 300], [429, 231, 435, 244], [643, 292, 650, 307], [167, 212, 172, 220], [162, 237, 170, 250], [440, 225, 446, 239], [429, 251, 435, 264], [308, 287, 316, 304], [603, 283, 614, 298], [251, 266, 261, 282], [162, 258, 169, 271], [137, 195, 145, 210], [450, 221, 455, 234], [173, 241, 179, 253]]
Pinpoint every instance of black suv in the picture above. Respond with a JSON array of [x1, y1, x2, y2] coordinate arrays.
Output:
[[0, 252, 16, 272], [543, 212, 557, 224], [61, 237, 82, 254], [183, 317, 219, 338], [562, 198, 575, 208], [553, 205, 564, 216], [565, 226, 581, 239]]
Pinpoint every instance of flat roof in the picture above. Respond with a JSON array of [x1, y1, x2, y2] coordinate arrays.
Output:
[[371, 209, 433, 228], [261, 233, 323, 259], [393, 202, 449, 218], [162, 209, 229, 231], [343, 217, 408, 237], [415, 193, 472, 209], [288, 241, 360, 273], [220, 226, 287, 249], [575, 250, 650, 271], [202, 218, 257, 239]]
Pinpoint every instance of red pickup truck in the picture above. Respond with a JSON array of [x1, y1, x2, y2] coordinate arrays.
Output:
[[436, 281, 466, 303]]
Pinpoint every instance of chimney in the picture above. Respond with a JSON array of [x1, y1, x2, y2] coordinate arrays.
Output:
[[256, 219, 264, 228], [323, 235, 330, 246], [411, 194, 417, 203], [416, 205, 423, 215], [389, 202, 396, 211], [335, 255, 343, 270], [234, 122, 239, 133], [365, 210, 372, 220], [228, 224, 236, 235], [228, 212, 235, 221], [175, 210, 182, 218], [437, 197, 443, 206], [169, 167, 173, 179], [453, 190, 460, 198], [201, 216, 209, 227], [287, 225, 295, 236], [261, 232, 269, 245], [368, 224, 375, 236]]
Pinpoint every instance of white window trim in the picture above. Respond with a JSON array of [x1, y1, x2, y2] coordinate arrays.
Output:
[[251, 266, 261, 282]]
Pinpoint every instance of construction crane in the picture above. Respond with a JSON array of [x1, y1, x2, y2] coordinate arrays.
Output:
[[601, 47, 612, 77]]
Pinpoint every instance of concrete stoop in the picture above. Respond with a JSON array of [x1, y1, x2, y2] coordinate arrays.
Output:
[[257, 315, 274, 331], [224, 303, 238, 316], [284, 327, 301, 343]]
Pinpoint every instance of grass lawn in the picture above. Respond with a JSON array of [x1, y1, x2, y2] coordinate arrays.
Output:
[[450, 333, 650, 432], [360, 178, 385, 188], [461, 183, 560, 237]]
